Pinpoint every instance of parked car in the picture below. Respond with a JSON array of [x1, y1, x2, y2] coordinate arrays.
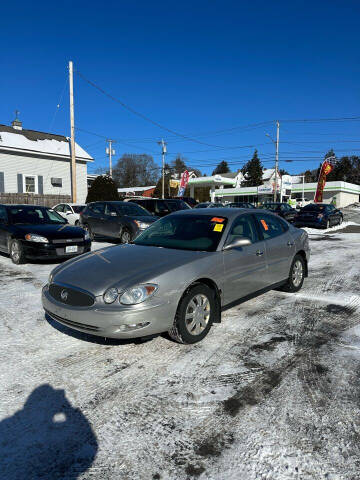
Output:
[[261, 202, 297, 223], [0, 204, 91, 264], [80, 201, 158, 243], [127, 198, 191, 217], [194, 202, 224, 209], [294, 203, 343, 229], [228, 202, 255, 209], [175, 196, 197, 208], [53, 203, 87, 225], [43, 208, 309, 344]]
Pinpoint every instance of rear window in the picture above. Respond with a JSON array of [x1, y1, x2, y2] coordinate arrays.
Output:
[[302, 204, 325, 212]]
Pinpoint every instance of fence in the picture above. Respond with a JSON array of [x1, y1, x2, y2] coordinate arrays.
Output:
[[0, 193, 72, 208]]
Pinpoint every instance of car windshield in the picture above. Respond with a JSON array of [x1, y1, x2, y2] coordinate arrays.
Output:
[[165, 200, 191, 211], [263, 204, 281, 211], [72, 205, 86, 213], [134, 214, 228, 251], [116, 203, 151, 216], [9, 206, 67, 225], [302, 204, 325, 212]]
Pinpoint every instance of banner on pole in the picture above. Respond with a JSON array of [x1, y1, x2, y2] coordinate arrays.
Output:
[[314, 158, 335, 203], [178, 170, 190, 197]]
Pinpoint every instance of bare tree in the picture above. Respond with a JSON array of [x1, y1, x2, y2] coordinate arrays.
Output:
[[112, 154, 159, 188]]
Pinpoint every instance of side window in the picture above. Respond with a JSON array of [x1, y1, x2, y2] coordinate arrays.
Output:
[[105, 204, 117, 216], [227, 214, 259, 244], [64, 204, 72, 213], [54, 204, 64, 212], [0, 205, 8, 222], [256, 213, 286, 240], [156, 201, 169, 213], [91, 203, 105, 215]]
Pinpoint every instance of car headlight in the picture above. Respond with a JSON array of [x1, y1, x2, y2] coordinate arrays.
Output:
[[48, 271, 54, 284], [134, 220, 151, 230], [84, 231, 90, 241], [103, 287, 119, 304], [119, 284, 158, 305], [25, 233, 49, 243]]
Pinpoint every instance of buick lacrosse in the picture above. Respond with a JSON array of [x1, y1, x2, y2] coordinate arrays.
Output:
[[42, 208, 310, 344]]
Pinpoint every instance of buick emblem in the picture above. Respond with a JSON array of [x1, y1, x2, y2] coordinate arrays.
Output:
[[60, 289, 68, 302]]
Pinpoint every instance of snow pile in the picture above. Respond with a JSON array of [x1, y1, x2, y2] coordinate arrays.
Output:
[[303, 221, 359, 235]]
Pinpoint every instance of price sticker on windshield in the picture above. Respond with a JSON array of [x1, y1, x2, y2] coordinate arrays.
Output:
[[260, 219, 269, 231], [213, 223, 224, 232], [211, 217, 225, 223]]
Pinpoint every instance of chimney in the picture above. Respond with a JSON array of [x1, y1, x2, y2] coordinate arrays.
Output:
[[11, 110, 22, 130]]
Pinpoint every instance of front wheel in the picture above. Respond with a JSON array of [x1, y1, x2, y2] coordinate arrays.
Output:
[[338, 216, 343, 225], [120, 229, 132, 244], [83, 224, 94, 241], [168, 284, 215, 344], [10, 240, 26, 265], [280, 254, 305, 293]]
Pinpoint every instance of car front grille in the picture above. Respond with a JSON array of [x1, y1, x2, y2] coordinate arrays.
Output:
[[49, 283, 95, 307], [45, 310, 100, 332], [52, 238, 84, 244]]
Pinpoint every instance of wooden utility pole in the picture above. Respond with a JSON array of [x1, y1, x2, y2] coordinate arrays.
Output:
[[69, 61, 77, 203], [273, 120, 280, 202]]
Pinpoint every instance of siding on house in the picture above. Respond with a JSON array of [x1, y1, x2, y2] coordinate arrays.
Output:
[[0, 152, 88, 203]]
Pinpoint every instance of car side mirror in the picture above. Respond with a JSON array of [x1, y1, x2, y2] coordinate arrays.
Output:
[[223, 238, 252, 251]]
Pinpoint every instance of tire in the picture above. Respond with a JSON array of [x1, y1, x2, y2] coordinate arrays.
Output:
[[75, 220, 79, 226], [168, 284, 216, 344], [9, 239, 26, 265], [83, 224, 94, 241], [325, 220, 330, 229], [338, 216, 343, 225], [120, 229, 132, 244], [280, 254, 306, 293]]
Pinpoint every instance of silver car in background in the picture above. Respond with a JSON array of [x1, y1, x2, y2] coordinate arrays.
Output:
[[42, 208, 310, 344]]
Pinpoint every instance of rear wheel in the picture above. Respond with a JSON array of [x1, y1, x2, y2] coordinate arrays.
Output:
[[120, 229, 132, 244], [10, 240, 26, 265], [168, 284, 215, 344], [338, 216, 343, 225], [280, 254, 305, 293]]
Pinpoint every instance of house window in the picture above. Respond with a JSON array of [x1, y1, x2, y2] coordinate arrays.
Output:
[[24, 175, 37, 194]]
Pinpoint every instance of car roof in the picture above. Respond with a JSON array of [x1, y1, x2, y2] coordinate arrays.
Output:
[[2, 204, 48, 208], [170, 207, 262, 219]]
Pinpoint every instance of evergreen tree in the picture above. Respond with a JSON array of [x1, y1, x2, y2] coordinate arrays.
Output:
[[241, 150, 263, 187], [86, 175, 119, 203], [212, 161, 230, 176], [172, 156, 187, 177]]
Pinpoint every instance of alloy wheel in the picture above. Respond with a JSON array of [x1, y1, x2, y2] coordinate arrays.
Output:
[[11, 242, 20, 263], [292, 259, 303, 288], [121, 231, 131, 243], [185, 294, 211, 336]]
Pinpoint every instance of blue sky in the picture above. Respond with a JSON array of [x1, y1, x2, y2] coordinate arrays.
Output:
[[1, 0, 360, 176]]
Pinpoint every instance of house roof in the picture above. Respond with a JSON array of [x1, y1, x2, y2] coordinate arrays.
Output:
[[262, 168, 276, 180], [0, 124, 93, 161], [117, 186, 156, 193]]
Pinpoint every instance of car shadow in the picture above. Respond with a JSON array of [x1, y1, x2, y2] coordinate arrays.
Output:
[[0, 384, 98, 479], [45, 313, 158, 346]]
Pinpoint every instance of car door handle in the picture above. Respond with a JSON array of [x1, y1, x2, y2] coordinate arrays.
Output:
[[287, 241, 294, 246], [256, 250, 264, 256]]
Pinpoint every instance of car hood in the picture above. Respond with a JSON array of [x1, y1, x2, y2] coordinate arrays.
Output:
[[13, 224, 86, 239], [51, 244, 212, 296]]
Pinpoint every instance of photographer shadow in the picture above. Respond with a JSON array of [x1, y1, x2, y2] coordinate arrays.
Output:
[[0, 384, 98, 479]]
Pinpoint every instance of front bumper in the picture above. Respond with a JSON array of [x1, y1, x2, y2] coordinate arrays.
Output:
[[22, 240, 92, 259], [42, 285, 175, 339]]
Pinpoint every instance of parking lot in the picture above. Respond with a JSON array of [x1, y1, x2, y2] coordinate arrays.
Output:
[[1, 205, 360, 480]]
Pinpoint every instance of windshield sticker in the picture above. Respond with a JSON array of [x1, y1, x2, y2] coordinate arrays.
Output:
[[260, 219, 269, 231], [213, 223, 224, 232], [211, 217, 225, 223]]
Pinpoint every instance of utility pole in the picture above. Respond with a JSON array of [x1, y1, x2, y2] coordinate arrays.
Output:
[[69, 60, 77, 203], [106, 140, 116, 177], [157, 139, 167, 199], [274, 120, 280, 202]]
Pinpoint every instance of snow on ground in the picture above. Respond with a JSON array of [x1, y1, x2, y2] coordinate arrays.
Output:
[[303, 220, 360, 235], [1, 212, 360, 479]]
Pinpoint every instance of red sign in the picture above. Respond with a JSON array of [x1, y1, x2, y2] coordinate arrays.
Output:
[[314, 160, 334, 203], [178, 170, 190, 196]]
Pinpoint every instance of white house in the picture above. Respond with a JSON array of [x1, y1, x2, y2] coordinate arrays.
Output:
[[0, 116, 93, 204]]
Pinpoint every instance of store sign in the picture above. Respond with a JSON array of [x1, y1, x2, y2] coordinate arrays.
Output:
[[258, 184, 273, 193]]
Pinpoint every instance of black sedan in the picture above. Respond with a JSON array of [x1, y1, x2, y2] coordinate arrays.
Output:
[[294, 203, 343, 229], [80, 201, 158, 242], [128, 198, 191, 217], [261, 202, 297, 223], [0, 204, 91, 264]]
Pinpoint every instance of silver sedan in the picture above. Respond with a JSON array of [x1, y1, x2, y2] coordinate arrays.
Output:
[[42, 208, 310, 344]]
